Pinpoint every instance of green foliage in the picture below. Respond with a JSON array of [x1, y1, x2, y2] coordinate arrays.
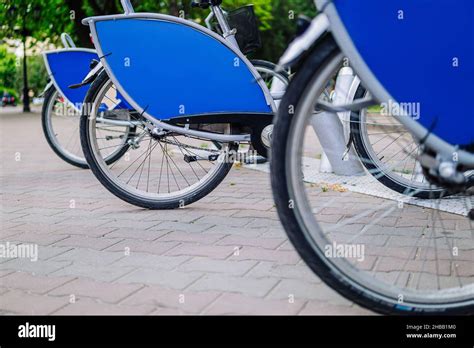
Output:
[[0, 0, 318, 99], [1, 0, 316, 61], [258, 0, 317, 62], [0, 45, 18, 89], [14, 55, 48, 97], [0, 0, 74, 46], [76, 0, 316, 62], [221, 0, 274, 31]]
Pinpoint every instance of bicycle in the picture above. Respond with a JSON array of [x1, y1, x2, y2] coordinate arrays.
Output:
[[79, 0, 289, 209], [42, 1, 289, 169], [345, 76, 451, 199], [271, 0, 474, 314], [41, 33, 101, 168]]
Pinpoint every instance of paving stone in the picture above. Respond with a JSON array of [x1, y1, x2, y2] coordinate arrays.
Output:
[[51, 248, 125, 266], [216, 235, 285, 250], [0, 110, 389, 315], [0, 269, 15, 278], [53, 225, 118, 237], [0, 271, 74, 294], [53, 236, 123, 250], [246, 262, 320, 282], [105, 240, 180, 255], [101, 219, 160, 230], [204, 225, 265, 238], [157, 231, 226, 244], [266, 279, 353, 306], [299, 302, 375, 315], [178, 257, 257, 276], [0, 258, 72, 275], [166, 243, 234, 259], [2, 232, 69, 246], [35, 246, 73, 261], [153, 221, 215, 233], [49, 278, 143, 303], [204, 293, 304, 315], [116, 268, 203, 289], [52, 298, 155, 315], [112, 253, 189, 270], [0, 290, 68, 314], [189, 274, 279, 297], [121, 285, 220, 313], [51, 262, 135, 282], [194, 215, 253, 228], [103, 227, 169, 241], [233, 246, 301, 264]]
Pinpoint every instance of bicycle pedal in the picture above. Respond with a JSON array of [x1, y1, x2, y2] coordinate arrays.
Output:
[[184, 155, 198, 163], [208, 154, 219, 162], [105, 135, 125, 141]]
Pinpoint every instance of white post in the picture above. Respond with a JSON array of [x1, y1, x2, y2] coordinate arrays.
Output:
[[270, 75, 287, 109], [311, 67, 365, 176]]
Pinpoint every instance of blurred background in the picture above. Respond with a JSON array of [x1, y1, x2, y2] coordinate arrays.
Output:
[[0, 0, 316, 112]]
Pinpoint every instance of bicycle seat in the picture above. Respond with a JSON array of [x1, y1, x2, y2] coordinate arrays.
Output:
[[191, 0, 223, 10]]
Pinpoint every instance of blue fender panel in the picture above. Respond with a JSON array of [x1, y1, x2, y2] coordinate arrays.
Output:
[[333, 0, 474, 147], [93, 17, 272, 120], [44, 50, 99, 109]]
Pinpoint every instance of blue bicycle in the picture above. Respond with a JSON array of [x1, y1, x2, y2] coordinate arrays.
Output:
[[271, 0, 473, 314], [42, 34, 101, 168], [79, 0, 289, 209]]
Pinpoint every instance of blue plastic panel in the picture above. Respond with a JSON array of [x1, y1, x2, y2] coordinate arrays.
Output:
[[333, 0, 474, 148], [93, 17, 272, 120], [44, 50, 99, 109]]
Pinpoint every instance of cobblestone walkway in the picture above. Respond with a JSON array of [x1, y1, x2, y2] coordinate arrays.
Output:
[[0, 110, 372, 315]]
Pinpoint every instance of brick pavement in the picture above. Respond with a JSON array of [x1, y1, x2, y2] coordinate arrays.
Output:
[[0, 109, 373, 315]]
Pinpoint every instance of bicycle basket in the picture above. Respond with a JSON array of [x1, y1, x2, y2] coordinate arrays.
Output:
[[214, 5, 262, 55]]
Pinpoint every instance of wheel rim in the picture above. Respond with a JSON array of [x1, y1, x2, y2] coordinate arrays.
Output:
[[357, 93, 445, 194], [285, 52, 474, 309], [45, 89, 87, 165], [253, 65, 289, 89]]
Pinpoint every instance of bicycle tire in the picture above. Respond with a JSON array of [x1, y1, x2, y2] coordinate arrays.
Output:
[[41, 86, 89, 168], [271, 34, 474, 315], [80, 70, 238, 209], [349, 85, 448, 199]]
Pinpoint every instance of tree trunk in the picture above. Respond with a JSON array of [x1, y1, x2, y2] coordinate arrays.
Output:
[[64, 0, 121, 48], [64, 0, 93, 48], [168, 0, 180, 16], [22, 34, 30, 112]]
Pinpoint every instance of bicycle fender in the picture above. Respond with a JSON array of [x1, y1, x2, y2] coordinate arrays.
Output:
[[42, 48, 99, 111], [84, 13, 275, 121]]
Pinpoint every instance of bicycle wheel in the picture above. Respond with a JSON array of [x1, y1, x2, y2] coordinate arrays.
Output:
[[42, 85, 132, 168], [271, 35, 474, 314], [350, 85, 448, 199], [80, 70, 238, 209], [41, 86, 89, 168], [250, 59, 290, 158]]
